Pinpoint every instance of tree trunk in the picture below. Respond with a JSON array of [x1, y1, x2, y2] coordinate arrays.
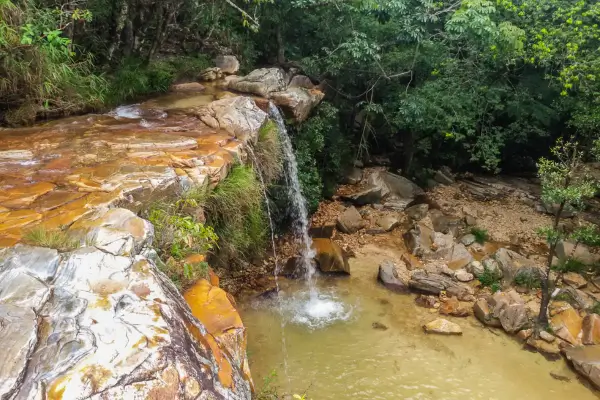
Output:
[[276, 26, 285, 65], [108, 1, 129, 61], [403, 131, 415, 176], [537, 200, 566, 326]]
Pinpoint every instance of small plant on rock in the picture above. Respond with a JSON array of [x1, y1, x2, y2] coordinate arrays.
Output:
[[553, 257, 586, 274], [514, 270, 542, 290], [23, 226, 79, 252], [478, 267, 502, 291], [471, 227, 489, 244]]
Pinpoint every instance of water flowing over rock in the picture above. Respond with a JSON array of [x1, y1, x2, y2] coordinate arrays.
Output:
[[311, 238, 350, 274]]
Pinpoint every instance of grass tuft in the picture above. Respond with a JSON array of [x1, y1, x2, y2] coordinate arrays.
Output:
[[478, 266, 502, 290], [253, 119, 284, 184], [471, 227, 489, 244], [22, 226, 79, 252], [514, 269, 542, 289], [553, 257, 586, 274]]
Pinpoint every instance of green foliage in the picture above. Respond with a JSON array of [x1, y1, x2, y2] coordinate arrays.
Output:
[[553, 258, 586, 274], [148, 200, 218, 261], [478, 266, 502, 289], [591, 302, 600, 316], [471, 227, 489, 244], [254, 119, 284, 184], [22, 226, 79, 252], [204, 164, 269, 266], [107, 56, 211, 104], [254, 370, 280, 400], [514, 269, 541, 289]]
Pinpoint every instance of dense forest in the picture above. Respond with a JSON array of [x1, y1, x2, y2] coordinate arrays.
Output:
[[1, 0, 599, 196]]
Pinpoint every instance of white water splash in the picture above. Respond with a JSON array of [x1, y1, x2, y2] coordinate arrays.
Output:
[[110, 104, 143, 119], [283, 290, 353, 330]]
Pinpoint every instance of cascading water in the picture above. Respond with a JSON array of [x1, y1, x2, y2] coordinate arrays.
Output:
[[267, 103, 351, 329]]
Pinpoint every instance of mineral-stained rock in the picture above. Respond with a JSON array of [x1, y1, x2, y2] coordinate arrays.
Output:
[[550, 301, 583, 345], [0, 213, 252, 400], [423, 318, 462, 335], [583, 314, 600, 345], [312, 238, 350, 274], [563, 272, 587, 289], [378, 260, 410, 292], [473, 298, 502, 328], [527, 337, 561, 359], [439, 296, 470, 317]]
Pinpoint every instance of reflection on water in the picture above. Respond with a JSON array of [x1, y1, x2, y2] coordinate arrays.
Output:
[[241, 246, 598, 400]]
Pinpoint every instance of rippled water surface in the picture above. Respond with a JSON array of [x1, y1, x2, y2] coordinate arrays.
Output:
[[241, 245, 598, 400]]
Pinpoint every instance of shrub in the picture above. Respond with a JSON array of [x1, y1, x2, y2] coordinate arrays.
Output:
[[553, 257, 586, 274], [471, 227, 489, 244], [204, 164, 268, 266], [253, 119, 284, 184], [22, 227, 79, 252], [514, 269, 542, 289], [478, 266, 502, 288]]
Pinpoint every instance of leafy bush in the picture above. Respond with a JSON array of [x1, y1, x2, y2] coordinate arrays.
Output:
[[553, 257, 586, 274], [471, 227, 489, 244], [478, 267, 502, 289], [22, 226, 79, 252], [514, 269, 542, 289], [590, 302, 600, 316], [107, 55, 211, 104], [204, 164, 268, 266]]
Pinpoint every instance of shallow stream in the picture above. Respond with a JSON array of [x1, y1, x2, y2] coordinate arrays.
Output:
[[241, 244, 598, 399]]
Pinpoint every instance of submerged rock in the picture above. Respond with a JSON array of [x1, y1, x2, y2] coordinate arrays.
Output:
[[423, 318, 463, 335], [378, 260, 411, 292], [564, 345, 600, 389]]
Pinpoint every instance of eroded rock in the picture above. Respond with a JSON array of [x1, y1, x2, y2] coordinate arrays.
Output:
[[215, 55, 240, 75], [378, 260, 410, 292], [336, 206, 365, 234], [228, 68, 287, 97], [270, 87, 325, 122], [312, 238, 350, 274]]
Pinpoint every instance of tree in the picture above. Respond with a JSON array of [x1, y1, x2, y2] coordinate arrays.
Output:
[[536, 138, 599, 327]]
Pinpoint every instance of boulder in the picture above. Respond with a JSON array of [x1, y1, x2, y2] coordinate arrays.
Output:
[[340, 185, 382, 206], [429, 209, 465, 236], [289, 75, 315, 89], [336, 206, 365, 234], [270, 87, 325, 122], [215, 55, 240, 74], [493, 248, 538, 285], [311, 238, 350, 274], [409, 269, 474, 301], [170, 82, 205, 92], [454, 269, 474, 283], [439, 296, 470, 317], [404, 223, 434, 257], [540, 330, 556, 343], [564, 345, 600, 389], [367, 171, 423, 200], [198, 67, 224, 81], [378, 260, 410, 292], [342, 167, 363, 185], [0, 240, 252, 399], [583, 314, 600, 345], [460, 234, 476, 246], [434, 169, 454, 185], [556, 241, 600, 266], [482, 258, 503, 278], [195, 96, 268, 143], [467, 261, 485, 277], [308, 225, 335, 239], [423, 318, 462, 335], [228, 68, 287, 97], [376, 215, 400, 232], [549, 301, 583, 345], [405, 203, 429, 221], [555, 287, 594, 310], [563, 272, 587, 289], [473, 298, 502, 327]]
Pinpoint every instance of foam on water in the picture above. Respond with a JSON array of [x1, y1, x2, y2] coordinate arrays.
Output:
[[281, 289, 353, 330], [110, 104, 143, 119]]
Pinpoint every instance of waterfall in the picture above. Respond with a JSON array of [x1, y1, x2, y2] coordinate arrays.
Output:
[[268, 103, 317, 297]]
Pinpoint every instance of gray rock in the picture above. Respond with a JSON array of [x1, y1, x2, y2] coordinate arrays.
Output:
[[405, 203, 429, 221], [493, 248, 538, 285], [409, 269, 474, 300], [467, 261, 485, 277], [215, 55, 240, 74], [454, 269, 474, 282], [289, 75, 315, 89], [473, 298, 502, 327], [482, 258, 503, 278], [434, 170, 454, 185], [270, 87, 324, 122], [383, 198, 412, 211], [429, 209, 465, 236], [228, 67, 287, 97], [460, 234, 476, 246], [336, 206, 365, 234], [488, 291, 529, 334], [367, 171, 423, 200], [540, 331, 556, 343], [378, 260, 411, 292], [341, 185, 382, 206], [555, 241, 600, 266], [342, 167, 363, 185], [376, 215, 400, 232]]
